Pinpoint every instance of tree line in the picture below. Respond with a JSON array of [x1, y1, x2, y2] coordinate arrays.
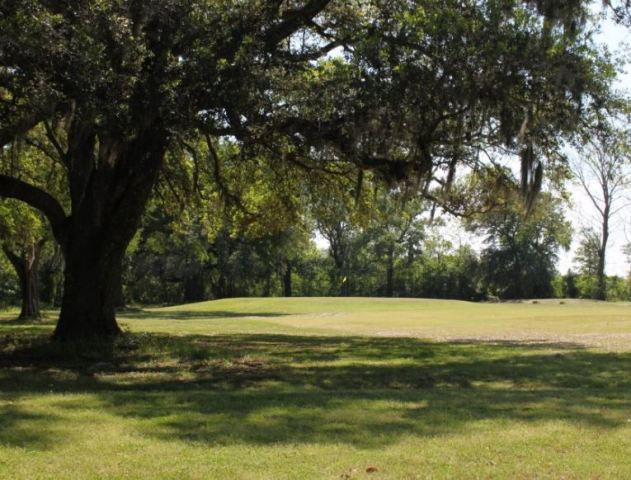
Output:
[[2, 154, 631, 312]]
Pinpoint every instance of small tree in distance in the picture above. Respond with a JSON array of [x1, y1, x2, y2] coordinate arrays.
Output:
[[573, 129, 631, 300]]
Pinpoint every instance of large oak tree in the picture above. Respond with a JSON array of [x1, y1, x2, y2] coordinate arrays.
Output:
[[0, 0, 618, 340]]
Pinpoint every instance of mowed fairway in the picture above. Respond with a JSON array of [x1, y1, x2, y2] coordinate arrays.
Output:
[[1, 298, 630, 479]]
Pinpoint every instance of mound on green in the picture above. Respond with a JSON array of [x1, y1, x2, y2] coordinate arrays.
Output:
[[1, 297, 630, 479]]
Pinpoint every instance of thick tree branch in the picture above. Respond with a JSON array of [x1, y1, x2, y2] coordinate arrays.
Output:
[[42, 119, 68, 162], [264, 0, 332, 50], [279, 39, 344, 61], [1, 244, 23, 271], [204, 134, 252, 215], [0, 174, 67, 241], [0, 111, 42, 148]]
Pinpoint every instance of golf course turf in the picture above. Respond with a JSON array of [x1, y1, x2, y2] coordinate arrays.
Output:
[[1, 297, 630, 479]]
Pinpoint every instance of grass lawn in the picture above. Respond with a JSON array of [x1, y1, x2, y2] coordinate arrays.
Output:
[[1, 297, 630, 479]]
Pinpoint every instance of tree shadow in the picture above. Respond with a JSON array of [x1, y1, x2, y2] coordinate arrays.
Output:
[[0, 404, 61, 450], [0, 333, 630, 450]]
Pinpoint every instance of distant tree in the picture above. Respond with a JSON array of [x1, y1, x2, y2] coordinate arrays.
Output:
[[604, 275, 631, 300], [291, 246, 331, 297], [365, 189, 426, 297], [0, 201, 46, 319], [0, 255, 17, 308], [39, 242, 64, 307], [316, 212, 362, 297], [126, 138, 313, 304], [562, 270, 580, 298], [0, 133, 66, 319], [573, 130, 631, 299], [406, 234, 480, 300], [468, 192, 572, 299], [574, 228, 601, 277], [311, 177, 369, 296]]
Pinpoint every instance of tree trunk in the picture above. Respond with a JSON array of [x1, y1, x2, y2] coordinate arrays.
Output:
[[54, 217, 153, 340], [283, 263, 292, 297], [263, 270, 272, 297], [55, 243, 124, 340], [596, 215, 609, 301], [40, 242, 64, 307], [596, 246, 607, 300], [114, 272, 126, 310], [3, 242, 43, 320], [53, 125, 168, 341], [386, 245, 394, 297], [20, 266, 40, 319], [215, 273, 227, 299], [183, 271, 205, 303]]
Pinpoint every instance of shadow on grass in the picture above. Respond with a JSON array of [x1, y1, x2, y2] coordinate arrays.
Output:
[[0, 311, 56, 325], [0, 332, 630, 450], [0, 404, 60, 450]]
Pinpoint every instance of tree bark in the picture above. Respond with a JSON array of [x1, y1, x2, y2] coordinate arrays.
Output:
[[183, 271, 205, 303], [263, 270, 272, 297], [53, 206, 158, 340], [386, 245, 394, 297], [215, 273, 227, 299], [55, 241, 125, 339], [596, 219, 609, 301], [114, 271, 126, 310], [52, 124, 168, 341], [283, 263, 292, 297], [40, 242, 64, 307]]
